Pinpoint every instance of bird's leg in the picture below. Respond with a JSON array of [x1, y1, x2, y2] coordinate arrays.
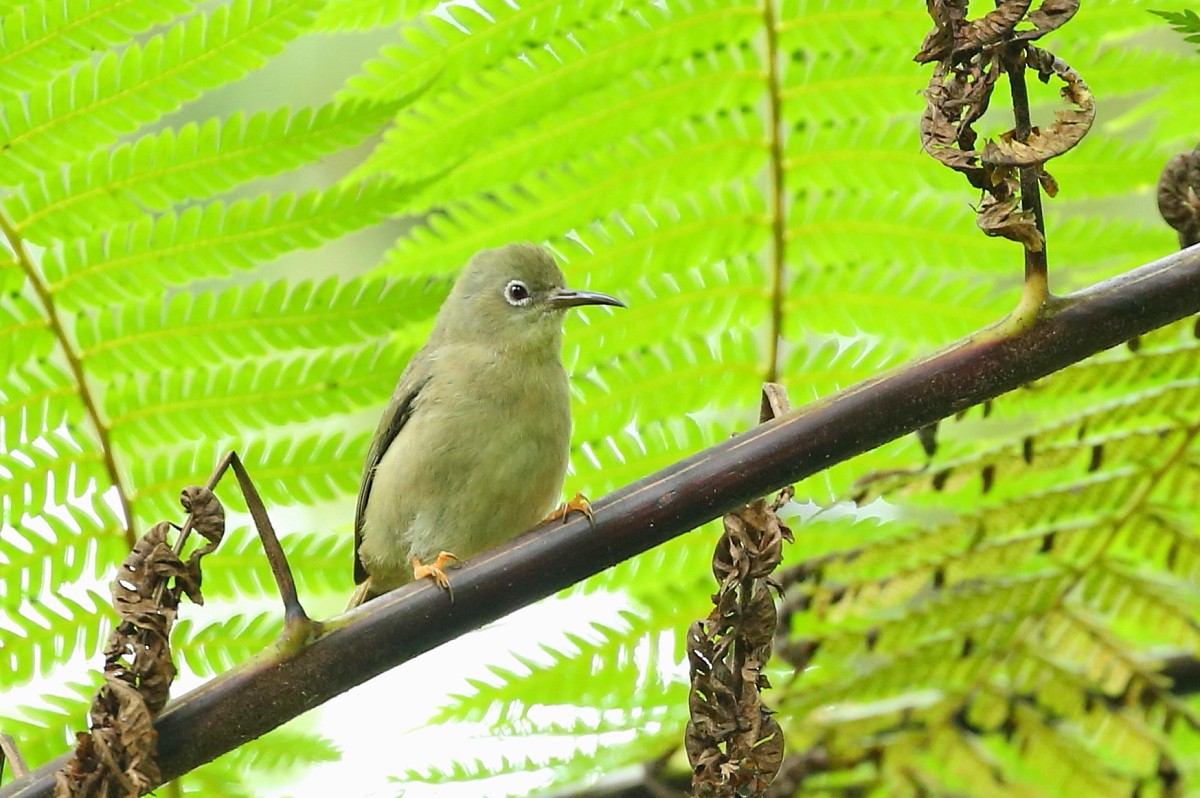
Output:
[[544, 492, 595, 527], [412, 551, 460, 589]]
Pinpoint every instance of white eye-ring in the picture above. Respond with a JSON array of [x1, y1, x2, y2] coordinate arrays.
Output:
[[504, 280, 532, 306]]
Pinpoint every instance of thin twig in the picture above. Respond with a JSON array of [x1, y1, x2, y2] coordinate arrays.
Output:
[[0, 212, 136, 547], [761, 0, 787, 383], [1, 734, 29, 782], [1006, 45, 1050, 305], [166, 452, 310, 628]]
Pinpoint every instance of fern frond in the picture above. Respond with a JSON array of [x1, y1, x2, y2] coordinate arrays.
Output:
[[349, 0, 762, 181], [1046, 343, 1200, 398], [394, 749, 565, 790], [7, 100, 405, 240], [0, 0, 198, 99], [1007, 700, 1138, 796], [43, 179, 416, 311], [173, 612, 283, 677], [130, 428, 366, 521], [785, 257, 1004, 352], [437, 610, 684, 725], [776, 1, 928, 51], [344, 0, 620, 102], [791, 573, 1071, 702], [572, 327, 762, 446], [2, 591, 111, 686], [573, 412, 733, 496], [175, 770, 254, 798], [0, 430, 105, 527], [395, 720, 679, 797], [573, 525, 719, 610], [785, 192, 1008, 283], [0, 0, 323, 184], [394, 47, 764, 209], [0, 509, 125, 612], [311, 0, 437, 32], [0, 678, 101, 771], [0, 294, 53, 374], [857, 381, 1200, 502], [1006, 632, 1182, 774], [810, 460, 1200, 611], [199, 528, 350, 602], [778, 45, 928, 124], [1, 494, 127, 607], [214, 725, 340, 772], [1077, 563, 1200, 652], [0, 361, 77, 450], [76, 275, 447, 380], [106, 343, 410, 450], [378, 116, 765, 279], [565, 248, 769, 379]]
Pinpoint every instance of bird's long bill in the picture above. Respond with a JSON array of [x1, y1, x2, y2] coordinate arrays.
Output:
[[548, 288, 626, 309]]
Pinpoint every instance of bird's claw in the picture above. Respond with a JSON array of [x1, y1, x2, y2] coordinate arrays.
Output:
[[545, 492, 595, 527], [412, 551, 460, 590]]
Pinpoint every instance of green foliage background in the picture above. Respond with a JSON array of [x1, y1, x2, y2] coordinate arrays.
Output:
[[1, 0, 1198, 795]]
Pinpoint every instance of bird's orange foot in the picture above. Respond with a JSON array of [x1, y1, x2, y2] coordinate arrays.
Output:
[[544, 492, 595, 527], [411, 551, 459, 590]]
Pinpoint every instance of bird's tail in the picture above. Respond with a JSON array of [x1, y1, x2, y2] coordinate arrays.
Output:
[[346, 579, 376, 611]]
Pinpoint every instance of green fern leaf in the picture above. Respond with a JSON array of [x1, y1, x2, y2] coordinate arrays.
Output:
[[76, 275, 447, 381], [0, 0, 198, 99], [349, 0, 762, 181], [130, 428, 366, 521], [6, 99, 406, 240], [0, 0, 323, 185], [343, 0, 625, 105], [174, 612, 284, 677], [311, 0, 438, 32], [106, 344, 410, 450], [0, 360, 76, 451], [199, 528, 351, 602], [3, 591, 111, 687], [43, 179, 417, 312]]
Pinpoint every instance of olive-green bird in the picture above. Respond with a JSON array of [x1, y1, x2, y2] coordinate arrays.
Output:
[[348, 243, 625, 608]]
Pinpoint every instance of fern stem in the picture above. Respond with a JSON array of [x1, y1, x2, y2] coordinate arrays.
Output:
[[761, 0, 786, 383], [0, 212, 136, 547], [1006, 46, 1050, 304]]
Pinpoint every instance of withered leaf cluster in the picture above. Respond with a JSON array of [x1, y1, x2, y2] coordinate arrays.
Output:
[[1158, 142, 1200, 249], [54, 487, 225, 798], [685, 486, 793, 797], [916, 0, 1092, 250]]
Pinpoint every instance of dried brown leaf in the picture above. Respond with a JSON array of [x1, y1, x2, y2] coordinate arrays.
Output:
[[977, 187, 1045, 251], [687, 429, 793, 798], [56, 489, 226, 798]]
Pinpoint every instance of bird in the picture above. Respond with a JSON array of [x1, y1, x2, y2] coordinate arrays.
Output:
[[347, 242, 625, 608]]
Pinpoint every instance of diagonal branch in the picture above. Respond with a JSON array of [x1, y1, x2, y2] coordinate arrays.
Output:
[[3, 243, 1200, 798]]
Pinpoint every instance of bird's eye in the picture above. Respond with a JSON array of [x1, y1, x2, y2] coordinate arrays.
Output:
[[504, 280, 531, 306]]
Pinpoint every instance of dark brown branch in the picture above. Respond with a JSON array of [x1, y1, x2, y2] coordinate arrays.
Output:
[[4, 243, 1200, 798]]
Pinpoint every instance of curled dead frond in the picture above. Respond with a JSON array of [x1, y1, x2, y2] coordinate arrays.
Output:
[[916, 0, 1092, 251], [686, 385, 793, 797], [54, 489, 225, 798], [1158, 143, 1200, 249]]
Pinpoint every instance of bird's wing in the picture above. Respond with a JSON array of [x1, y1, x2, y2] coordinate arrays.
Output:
[[353, 353, 432, 585]]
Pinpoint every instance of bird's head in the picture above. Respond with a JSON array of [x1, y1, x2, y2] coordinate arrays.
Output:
[[434, 243, 625, 352]]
